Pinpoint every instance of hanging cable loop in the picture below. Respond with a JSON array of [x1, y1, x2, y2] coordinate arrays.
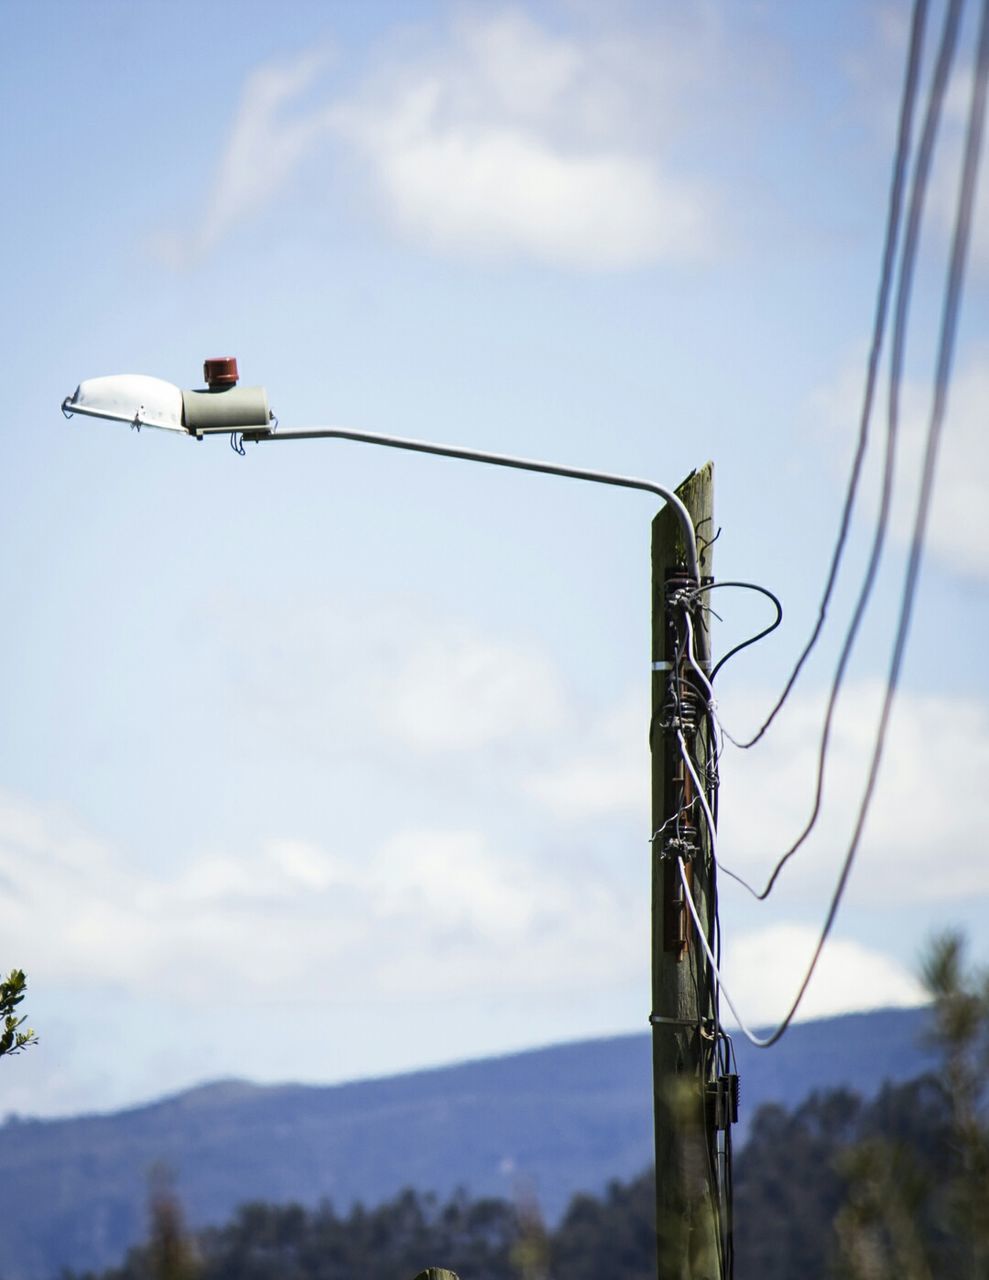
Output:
[[686, 581, 783, 683]]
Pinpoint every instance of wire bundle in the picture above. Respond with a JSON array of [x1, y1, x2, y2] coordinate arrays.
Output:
[[676, 0, 989, 1054], [660, 8, 989, 1267]]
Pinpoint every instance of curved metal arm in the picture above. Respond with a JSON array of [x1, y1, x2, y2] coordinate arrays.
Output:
[[242, 425, 700, 581]]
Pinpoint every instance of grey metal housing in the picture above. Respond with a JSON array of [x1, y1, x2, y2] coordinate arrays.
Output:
[[182, 386, 270, 433]]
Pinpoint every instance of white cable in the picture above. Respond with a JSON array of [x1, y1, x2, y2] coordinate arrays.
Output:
[[676, 727, 718, 858], [682, 609, 715, 705], [673, 718, 835, 1049], [675, 855, 775, 1049], [678, 614, 762, 900], [672, 708, 778, 1045]]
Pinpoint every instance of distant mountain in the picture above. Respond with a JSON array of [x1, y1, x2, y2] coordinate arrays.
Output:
[[0, 1006, 930, 1280]]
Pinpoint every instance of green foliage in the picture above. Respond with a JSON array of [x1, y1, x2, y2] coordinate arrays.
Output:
[[550, 1170, 656, 1280], [60, 1073, 967, 1280], [834, 929, 989, 1280], [64, 936, 989, 1280], [0, 968, 37, 1058], [146, 1166, 202, 1280], [732, 1088, 861, 1280], [508, 1191, 550, 1280], [76, 1189, 521, 1280], [833, 1137, 934, 1280]]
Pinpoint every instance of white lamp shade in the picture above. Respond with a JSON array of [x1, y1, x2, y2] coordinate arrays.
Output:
[[63, 374, 188, 433]]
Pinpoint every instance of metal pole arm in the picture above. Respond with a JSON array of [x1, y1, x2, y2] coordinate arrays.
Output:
[[242, 425, 700, 581]]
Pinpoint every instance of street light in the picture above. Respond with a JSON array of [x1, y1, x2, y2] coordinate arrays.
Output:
[[62, 358, 699, 579], [62, 357, 722, 1278], [62, 357, 272, 437]]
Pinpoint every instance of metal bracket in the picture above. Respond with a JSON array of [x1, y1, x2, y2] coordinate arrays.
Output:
[[706, 1073, 740, 1130], [661, 836, 698, 863]]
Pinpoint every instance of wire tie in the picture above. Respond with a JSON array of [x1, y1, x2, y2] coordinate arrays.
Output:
[[649, 1015, 718, 1038]]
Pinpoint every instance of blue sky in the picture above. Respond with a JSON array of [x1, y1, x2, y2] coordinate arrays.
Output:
[[2, 0, 988, 1118]]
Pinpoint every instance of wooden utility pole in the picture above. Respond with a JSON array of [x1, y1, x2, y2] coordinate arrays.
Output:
[[650, 462, 720, 1280]]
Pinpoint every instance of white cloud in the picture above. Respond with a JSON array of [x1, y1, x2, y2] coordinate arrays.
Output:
[[155, 48, 338, 265], [0, 790, 639, 1008], [333, 8, 711, 267], [848, 18, 989, 276], [717, 682, 989, 905], [723, 924, 926, 1027], [196, 588, 989, 917], [217, 596, 570, 759], [520, 666, 989, 911], [810, 350, 989, 579], [1, 662, 968, 1109], [0, 770, 934, 1090], [380, 627, 567, 750], [332, 82, 704, 269], [929, 64, 989, 274], [527, 695, 647, 818], [371, 828, 539, 939], [899, 355, 989, 579], [6, 593, 976, 1099], [163, 9, 713, 269]]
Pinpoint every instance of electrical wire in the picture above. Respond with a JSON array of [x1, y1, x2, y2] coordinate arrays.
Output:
[[676, 616, 767, 899], [680, 0, 989, 1015], [658, 611, 730, 1277], [649, 798, 700, 845], [678, 608, 724, 786], [677, 726, 718, 855], [737, 0, 965, 901], [735, 0, 930, 748], [685, 582, 784, 683], [796, 0, 989, 1028], [648, 4, 983, 1241], [666, 0, 988, 1056], [676, 856, 780, 1049]]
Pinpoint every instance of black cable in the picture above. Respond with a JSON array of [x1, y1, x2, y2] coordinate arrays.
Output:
[[729, 2, 989, 1046], [736, 0, 930, 748], [687, 581, 783, 683], [693, 0, 985, 1180], [746, 0, 963, 901], [806, 0, 989, 1000]]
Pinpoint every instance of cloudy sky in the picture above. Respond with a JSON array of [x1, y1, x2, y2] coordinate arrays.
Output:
[[2, 0, 988, 1117]]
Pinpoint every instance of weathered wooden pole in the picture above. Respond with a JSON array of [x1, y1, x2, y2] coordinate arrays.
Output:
[[650, 463, 720, 1280]]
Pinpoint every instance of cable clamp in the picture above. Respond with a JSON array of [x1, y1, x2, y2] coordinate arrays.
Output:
[[706, 1073, 740, 1130], [661, 837, 697, 863], [649, 1015, 719, 1041], [666, 583, 696, 611], [649, 1014, 704, 1030], [658, 713, 697, 734]]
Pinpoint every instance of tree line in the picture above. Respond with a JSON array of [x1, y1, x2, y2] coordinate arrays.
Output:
[[65, 931, 989, 1279]]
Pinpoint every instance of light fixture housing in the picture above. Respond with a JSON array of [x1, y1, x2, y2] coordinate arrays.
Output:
[[62, 374, 187, 433], [61, 359, 273, 438]]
